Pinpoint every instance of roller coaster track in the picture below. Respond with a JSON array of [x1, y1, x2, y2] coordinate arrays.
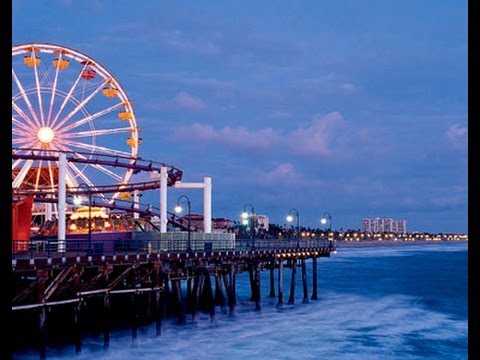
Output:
[[13, 180, 162, 196], [12, 148, 197, 231], [26, 196, 200, 232], [12, 147, 183, 186]]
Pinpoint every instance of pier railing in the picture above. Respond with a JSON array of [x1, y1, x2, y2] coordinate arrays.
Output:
[[12, 237, 335, 260]]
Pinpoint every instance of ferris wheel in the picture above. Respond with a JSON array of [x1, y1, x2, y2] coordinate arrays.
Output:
[[12, 43, 141, 204]]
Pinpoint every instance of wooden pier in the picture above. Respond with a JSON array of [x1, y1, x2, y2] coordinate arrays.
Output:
[[12, 238, 335, 358]]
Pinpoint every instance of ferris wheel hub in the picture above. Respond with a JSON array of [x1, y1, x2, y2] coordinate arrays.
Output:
[[37, 127, 55, 144]]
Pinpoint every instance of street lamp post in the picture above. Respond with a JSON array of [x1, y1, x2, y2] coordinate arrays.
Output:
[[75, 183, 92, 254], [241, 203, 256, 249], [286, 208, 300, 248], [321, 212, 333, 248], [175, 194, 192, 252]]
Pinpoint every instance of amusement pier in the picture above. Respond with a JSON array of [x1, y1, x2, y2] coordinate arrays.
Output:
[[12, 43, 336, 358]]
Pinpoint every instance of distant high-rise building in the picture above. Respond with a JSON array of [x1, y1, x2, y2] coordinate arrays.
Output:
[[256, 214, 270, 233], [362, 217, 407, 234], [395, 220, 407, 234]]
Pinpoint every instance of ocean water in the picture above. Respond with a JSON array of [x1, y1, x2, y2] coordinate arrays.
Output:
[[14, 243, 468, 360]]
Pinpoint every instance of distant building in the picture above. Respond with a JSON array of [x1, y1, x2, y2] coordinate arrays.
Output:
[[256, 214, 270, 233], [212, 217, 234, 233], [362, 217, 407, 234], [238, 213, 270, 234], [176, 214, 234, 233], [394, 220, 407, 234]]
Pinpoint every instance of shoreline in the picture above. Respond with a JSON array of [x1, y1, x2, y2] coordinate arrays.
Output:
[[334, 240, 468, 249]]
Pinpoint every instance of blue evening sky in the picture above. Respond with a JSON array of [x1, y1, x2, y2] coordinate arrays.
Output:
[[12, 0, 468, 233]]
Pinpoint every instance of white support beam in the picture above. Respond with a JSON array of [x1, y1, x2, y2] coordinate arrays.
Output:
[[57, 153, 67, 251], [160, 166, 168, 233], [133, 190, 140, 219], [204, 177, 212, 233], [174, 178, 212, 233], [45, 203, 53, 221], [174, 182, 205, 189]]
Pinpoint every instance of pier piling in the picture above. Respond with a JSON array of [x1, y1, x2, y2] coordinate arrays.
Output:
[[214, 273, 225, 307], [131, 293, 138, 345], [288, 259, 297, 305], [311, 258, 318, 300], [277, 259, 284, 307], [103, 294, 110, 350], [38, 305, 47, 360], [269, 262, 275, 298], [73, 301, 82, 354], [301, 259, 309, 304]]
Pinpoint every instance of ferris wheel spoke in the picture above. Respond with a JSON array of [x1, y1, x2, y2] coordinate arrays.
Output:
[[73, 81, 100, 98], [12, 128, 31, 138], [66, 163, 109, 203], [46, 159, 57, 193], [64, 170, 78, 190], [49, 62, 88, 129], [12, 118, 35, 138], [47, 54, 62, 125], [67, 149, 124, 182], [66, 161, 95, 187], [12, 159, 34, 188], [12, 158, 23, 170], [12, 129, 28, 139], [13, 139, 35, 147], [62, 139, 133, 157], [12, 101, 38, 129], [56, 102, 124, 134], [57, 143, 124, 185], [33, 158, 45, 191], [12, 69, 42, 128], [12, 116, 33, 132], [12, 130, 35, 144], [54, 144, 86, 187], [62, 127, 132, 139], [33, 54, 46, 126], [54, 82, 106, 130], [55, 146, 109, 194]]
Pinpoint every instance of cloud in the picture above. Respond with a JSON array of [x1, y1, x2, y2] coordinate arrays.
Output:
[[339, 82, 358, 93], [255, 163, 298, 185], [304, 74, 359, 95], [445, 124, 467, 150], [399, 197, 419, 207], [168, 39, 220, 55], [172, 123, 278, 150], [304, 74, 335, 85], [171, 91, 207, 110], [254, 163, 326, 188], [430, 195, 465, 208], [171, 111, 383, 161], [289, 112, 346, 156], [158, 30, 220, 55]]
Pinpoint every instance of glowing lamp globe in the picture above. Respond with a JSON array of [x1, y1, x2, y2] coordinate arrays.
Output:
[[37, 127, 55, 144]]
